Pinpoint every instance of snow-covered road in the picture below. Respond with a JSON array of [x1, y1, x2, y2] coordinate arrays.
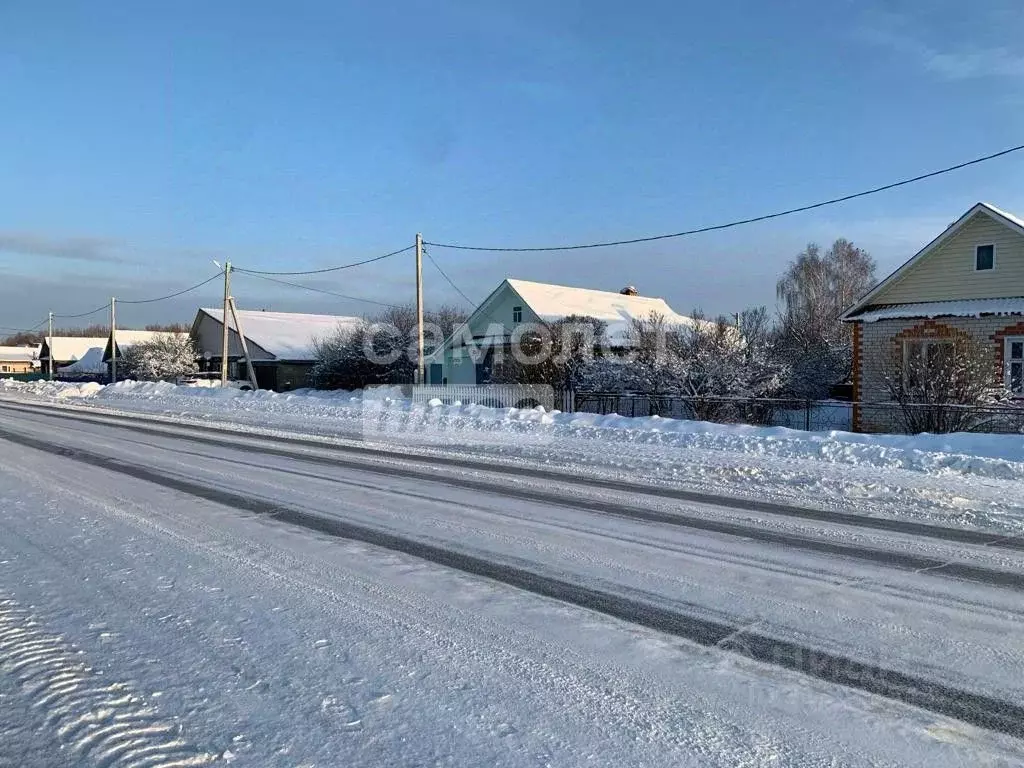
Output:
[[1, 401, 1023, 766]]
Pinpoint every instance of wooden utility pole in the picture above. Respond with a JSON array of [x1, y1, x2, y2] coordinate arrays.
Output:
[[47, 311, 53, 380], [415, 233, 425, 384], [220, 261, 232, 385], [109, 297, 117, 384], [228, 297, 258, 391]]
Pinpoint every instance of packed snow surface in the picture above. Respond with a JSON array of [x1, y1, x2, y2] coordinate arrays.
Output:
[[3, 377, 1024, 533], [1, 403, 1023, 765]]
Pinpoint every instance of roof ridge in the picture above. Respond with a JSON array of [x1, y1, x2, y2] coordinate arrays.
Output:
[[507, 277, 670, 302], [979, 201, 1024, 230]]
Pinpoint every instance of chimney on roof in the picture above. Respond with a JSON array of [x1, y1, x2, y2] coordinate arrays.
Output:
[[619, 285, 639, 296]]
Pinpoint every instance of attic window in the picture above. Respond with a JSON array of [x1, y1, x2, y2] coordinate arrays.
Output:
[[512, 306, 522, 323], [975, 244, 995, 271]]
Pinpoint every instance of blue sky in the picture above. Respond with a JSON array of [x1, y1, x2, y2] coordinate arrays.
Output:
[[1, 0, 1023, 328]]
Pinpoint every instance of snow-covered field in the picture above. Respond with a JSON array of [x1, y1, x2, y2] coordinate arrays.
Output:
[[3, 378, 1024, 534], [1, 398, 1023, 765]]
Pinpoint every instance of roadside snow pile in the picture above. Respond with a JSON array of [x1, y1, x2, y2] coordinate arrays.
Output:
[[556, 411, 1024, 480], [3, 378, 1024, 484], [1, 380, 105, 399]]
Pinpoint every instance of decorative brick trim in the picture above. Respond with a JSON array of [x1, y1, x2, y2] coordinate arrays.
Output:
[[890, 319, 970, 344], [993, 320, 1024, 376], [888, 320, 972, 370]]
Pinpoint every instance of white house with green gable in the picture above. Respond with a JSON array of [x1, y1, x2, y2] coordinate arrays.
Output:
[[427, 278, 694, 385]]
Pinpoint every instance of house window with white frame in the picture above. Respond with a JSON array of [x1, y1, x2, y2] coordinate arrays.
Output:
[[975, 244, 995, 271], [1006, 337, 1024, 396], [512, 305, 522, 323]]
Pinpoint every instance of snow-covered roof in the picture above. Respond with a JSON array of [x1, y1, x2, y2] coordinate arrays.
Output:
[[112, 330, 184, 350], [199, 308, 361, 361], [506, 279, 706, 344], [104, 330, 189, 362], [983, 201, 1024, 231], [0, 346, 39, 363], [43, 337, 109, 362], [854, 298, 1024, 323], [58, 346, 106, 374]]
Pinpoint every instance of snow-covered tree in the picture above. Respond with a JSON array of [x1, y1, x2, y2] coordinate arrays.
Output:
[[493, 315, 608, 390], [120, 335, 198, 381], [868, 334, 1012, 433], [311, 305, 469, 390], [575, 309, 787, 407], [775, 239, 876, 397]]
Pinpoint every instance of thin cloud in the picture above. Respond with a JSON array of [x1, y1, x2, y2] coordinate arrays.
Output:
[[0, 232, 127, 263], [859, 21, 1024, 81]]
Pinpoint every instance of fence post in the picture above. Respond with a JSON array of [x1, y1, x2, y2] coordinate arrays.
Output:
[[805, 399, 811, 431]]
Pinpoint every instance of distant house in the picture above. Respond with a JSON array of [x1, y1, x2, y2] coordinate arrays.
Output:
[[0, 346, 39, 375], [103, 330, 188, 379], [428, 278, 698, 385], [189, 308, 360, 391], [842, 202, 1024, 431], [39, 337, 109, 377]]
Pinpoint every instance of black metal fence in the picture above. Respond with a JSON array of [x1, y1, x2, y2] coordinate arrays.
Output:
[[856, 400, 1024, 435], [567, 392, 1024, 434]]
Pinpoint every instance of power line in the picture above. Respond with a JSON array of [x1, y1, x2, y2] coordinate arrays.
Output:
[[425, 142, 1024, 252], [236, 270, 406, 308], [0, 320, 47, 333], [46, 271, 222, 322], [118, 271, 223, 304], [424, 247, 524, 338], [53, 303, 110, 320], [423, 248, 476, 307], [236, 245, 415, 276]]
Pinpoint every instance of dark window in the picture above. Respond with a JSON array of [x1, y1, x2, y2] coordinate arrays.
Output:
[[1008, 338, 1024, 395], [512, 306, 522, 323], [975, 244, 994, 271]]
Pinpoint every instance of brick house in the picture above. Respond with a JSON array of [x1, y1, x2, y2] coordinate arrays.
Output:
[[842, 202, 1024, 432]]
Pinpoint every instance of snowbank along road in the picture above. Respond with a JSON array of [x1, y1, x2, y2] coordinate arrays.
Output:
[[7, 377, 1024, 537], [1, 398, 1023, 766]]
